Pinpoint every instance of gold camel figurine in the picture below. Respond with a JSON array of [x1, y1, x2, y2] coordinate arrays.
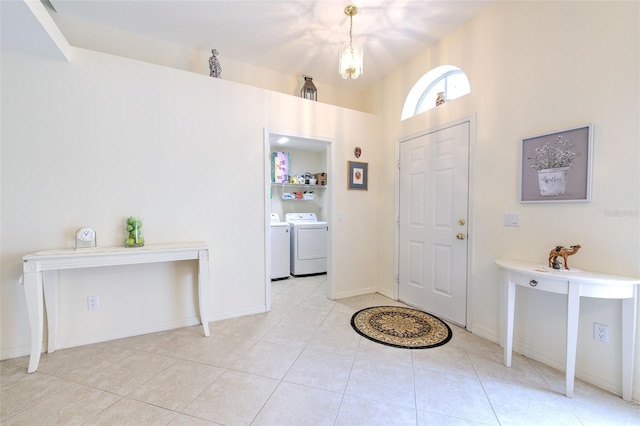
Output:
[[548, 245, 581, 270]]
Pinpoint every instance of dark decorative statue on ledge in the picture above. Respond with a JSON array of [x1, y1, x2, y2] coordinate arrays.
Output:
[[209, 49, 221, 78], [548, 244, 581, 270]]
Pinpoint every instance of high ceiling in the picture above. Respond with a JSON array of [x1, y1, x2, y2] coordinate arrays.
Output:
[[46, 0, 491, 91]]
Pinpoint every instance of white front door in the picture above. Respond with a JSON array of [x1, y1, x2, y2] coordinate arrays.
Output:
[[398, 121, 470, 326]]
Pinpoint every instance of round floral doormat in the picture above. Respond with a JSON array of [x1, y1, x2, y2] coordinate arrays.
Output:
[[350, 306, 452, 349]]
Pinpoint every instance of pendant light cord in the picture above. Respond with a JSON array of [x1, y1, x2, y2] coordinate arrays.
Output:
[[349, 14, 353, 52]]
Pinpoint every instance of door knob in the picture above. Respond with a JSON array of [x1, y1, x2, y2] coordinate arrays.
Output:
[[458, 219, 466, 226], [456, 233, 466, 240]]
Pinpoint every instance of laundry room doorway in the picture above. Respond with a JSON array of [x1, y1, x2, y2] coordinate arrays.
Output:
[[263, 130, 334, 311]]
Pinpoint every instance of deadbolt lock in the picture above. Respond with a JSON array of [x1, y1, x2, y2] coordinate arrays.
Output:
[[458, 219, 466, 226], [456, 233, 466, 240]]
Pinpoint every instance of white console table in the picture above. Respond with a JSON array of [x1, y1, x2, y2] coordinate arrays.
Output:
[[496, 258, 640, 401], [23, 242, 210, 373]]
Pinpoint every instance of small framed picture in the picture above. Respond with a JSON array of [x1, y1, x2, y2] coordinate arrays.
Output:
[[520, 124, 593, 203], [348, 161, 368, 190]]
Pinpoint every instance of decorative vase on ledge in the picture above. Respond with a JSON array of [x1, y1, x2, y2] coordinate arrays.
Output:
[[125, 216, 144, 247]]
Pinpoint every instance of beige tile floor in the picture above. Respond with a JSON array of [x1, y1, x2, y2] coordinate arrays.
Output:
[[2, 275, 639, 425]]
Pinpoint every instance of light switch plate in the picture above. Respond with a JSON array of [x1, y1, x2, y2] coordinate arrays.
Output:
[[504, 213, 520, 227]]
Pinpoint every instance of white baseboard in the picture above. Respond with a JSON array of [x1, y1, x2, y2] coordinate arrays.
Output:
[[56, 317, 202, 350], [470, 324, 635, 402], [376, 287, 395, 300], [0, 317, 201, 361], [0, 345, 31, 361], [335, 286, 378, 300], [511, 339, 629, 400], [0, 305, 269, 362], [207, 305, 267, 322], [469, 323, 500, 344]]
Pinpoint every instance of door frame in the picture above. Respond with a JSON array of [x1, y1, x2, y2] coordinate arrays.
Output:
[[263, 128, 335, 311], [394, 115, 476, 329]]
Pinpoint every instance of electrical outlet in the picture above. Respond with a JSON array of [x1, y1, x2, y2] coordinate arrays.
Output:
[[594, 322, 608, 343], [87, 295, 99, 310]]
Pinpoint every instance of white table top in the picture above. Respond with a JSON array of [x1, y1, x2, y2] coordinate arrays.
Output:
[[23, 242, 209, 272], [495, 258, 640, 286], [24, 242, 208, 260]]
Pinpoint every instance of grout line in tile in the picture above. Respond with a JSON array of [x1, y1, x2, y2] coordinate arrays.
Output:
[[2, 276, 636, 426]]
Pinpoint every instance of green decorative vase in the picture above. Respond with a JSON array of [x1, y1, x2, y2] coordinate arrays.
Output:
[[125, 216, 144, 247]]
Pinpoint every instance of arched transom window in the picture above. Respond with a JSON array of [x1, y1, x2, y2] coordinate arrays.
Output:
[[401, 65, 470, 120]]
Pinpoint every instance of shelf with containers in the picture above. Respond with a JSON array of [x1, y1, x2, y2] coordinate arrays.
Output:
[[270, 182, 326, 201], [270, 148, 327, 201]]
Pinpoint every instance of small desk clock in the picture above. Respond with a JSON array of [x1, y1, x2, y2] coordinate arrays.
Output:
[[75, 227, 96, 249]]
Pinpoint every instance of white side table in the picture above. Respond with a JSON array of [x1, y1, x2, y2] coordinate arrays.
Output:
[[496, 258, 639, 401], [23, 242, 210, 373]]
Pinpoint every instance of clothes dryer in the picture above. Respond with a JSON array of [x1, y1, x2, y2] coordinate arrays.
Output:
[[270, 213, 290, 280], [285, 213, 327, 276]]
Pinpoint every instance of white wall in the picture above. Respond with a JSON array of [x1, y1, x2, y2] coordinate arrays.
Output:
[[0, 45, 380, 358], [370, 1, 639, 399], [3, 0, 638, 403], [49, 10, 368, 112]]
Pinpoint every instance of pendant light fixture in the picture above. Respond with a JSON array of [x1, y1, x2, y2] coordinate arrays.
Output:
[[339, 4, 363, 79]]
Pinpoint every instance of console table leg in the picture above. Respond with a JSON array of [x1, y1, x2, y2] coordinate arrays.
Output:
[[504, 279, 515, 368], [565, 283, 580, 398], [43, 271, 59, 353], [621, 290, 637, 402], [198, 250, 210, 337], [23, 272, 44, 373]]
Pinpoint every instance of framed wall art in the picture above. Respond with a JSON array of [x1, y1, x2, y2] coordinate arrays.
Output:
[[520, 124, 593, 203], [348, 161, 368, 190]]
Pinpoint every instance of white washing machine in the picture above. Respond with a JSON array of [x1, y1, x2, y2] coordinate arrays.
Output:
[[270, 213, 290, 280], [285, 213, 327, 276]]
